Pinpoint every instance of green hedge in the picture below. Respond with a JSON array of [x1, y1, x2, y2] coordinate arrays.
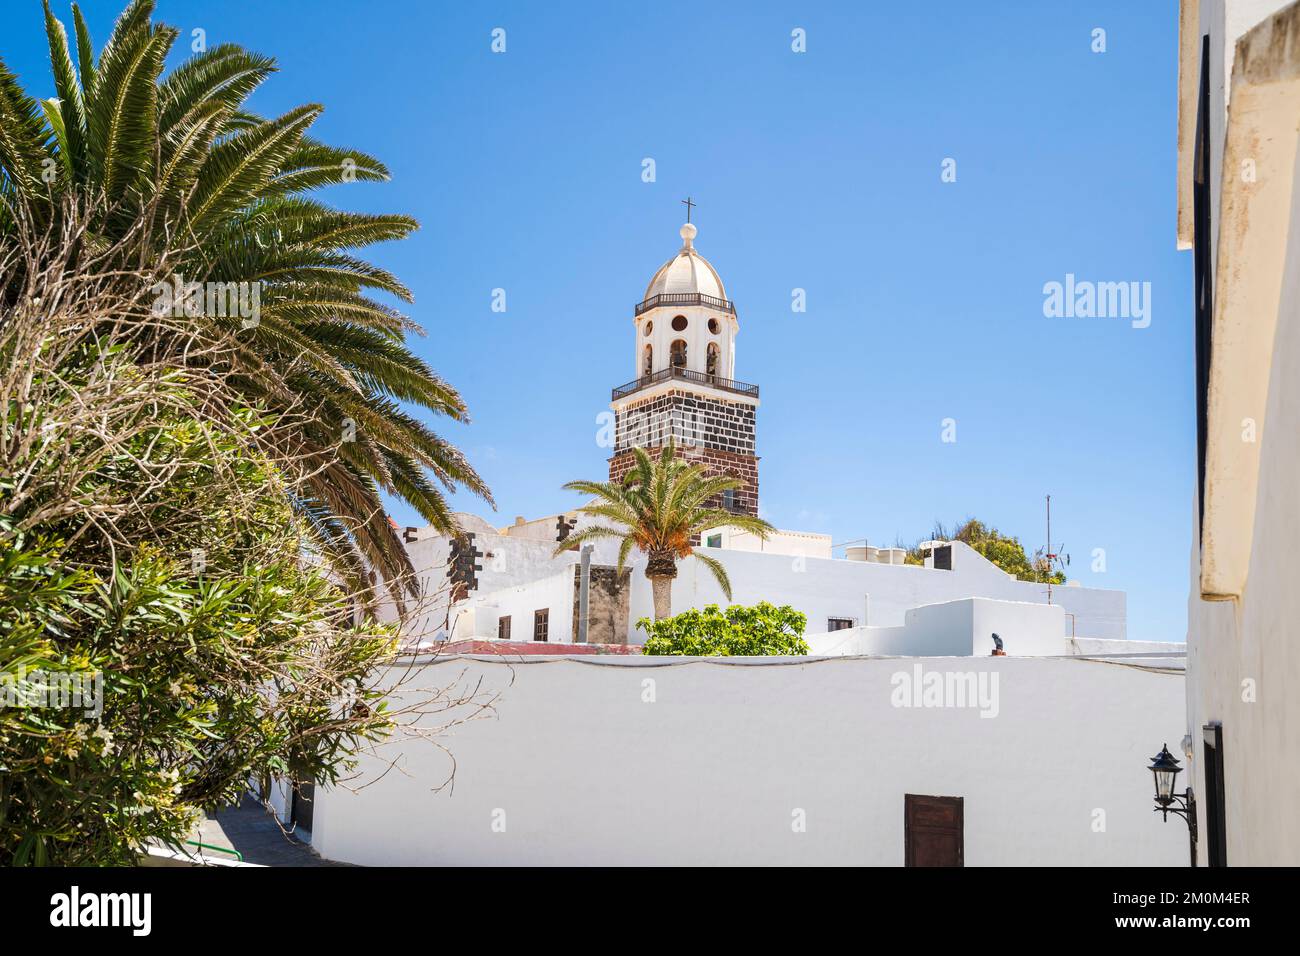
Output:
[[638, 602, 809, 656]]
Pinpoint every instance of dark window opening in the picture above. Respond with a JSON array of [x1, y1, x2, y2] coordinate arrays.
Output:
[[828, 617, 854, 631], [670, 339, 687, 368], [1194, 33, 1214, 544], [533, 608, 549, 642], [1203, 722, 1227, 866], [498, 615, 511, 641], [706, 534, 722, 548], [671, 314, 688, 332], [643, 344, 653, 377], [706, 342, 720, 378]]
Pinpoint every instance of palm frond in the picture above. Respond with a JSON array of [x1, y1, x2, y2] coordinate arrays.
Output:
[[267, 140, 389, 194], [89, 19, 174, 200], [71, 5, 97, 100], [43, 1, 87, 178], [159, 44, 274, 137], [551, 525, 626, 559], [40, 98, 69, 181], [0, 6, 492, 607], [693, 551, 733, 601], [187, 104, 321, 229], [0, 57, 54, 205]]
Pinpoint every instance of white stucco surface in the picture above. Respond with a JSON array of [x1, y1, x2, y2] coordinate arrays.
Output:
[[807, 597, 1069, 657], [1180, 0, 1300, 866], [647, 541, 1126, 641], [310, 654, 1188, 866], [390, 526, 1130, 646]]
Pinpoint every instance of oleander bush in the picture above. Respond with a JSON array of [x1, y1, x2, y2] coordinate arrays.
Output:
[[0, 328, 398, 865], [638, 602, 809, 657]]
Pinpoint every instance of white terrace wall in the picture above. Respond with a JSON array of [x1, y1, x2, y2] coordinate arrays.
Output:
[[310, 655, 1188, 866], [458, 568, 575, 643], [414, 534, 1129, 646], [635, 542, 1127, 641], [807, 598, 1066, 657], [390, 509, 1127, 645]]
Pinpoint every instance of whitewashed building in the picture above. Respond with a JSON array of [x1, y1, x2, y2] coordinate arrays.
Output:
[[390, 221, 1131, 654], [304, 215, 1192, 867], [309, 651, 1186, 866], [1175, 0, 1300, 866]]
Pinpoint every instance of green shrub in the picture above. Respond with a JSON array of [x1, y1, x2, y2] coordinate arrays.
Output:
[[0, 337, 399, 865], [637, 602, 809, 656], [0, 523, 397, 865]]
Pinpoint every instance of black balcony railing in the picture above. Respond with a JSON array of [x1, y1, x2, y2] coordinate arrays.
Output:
[[611, 365, 759, 401], [634, 292, 735, 316]]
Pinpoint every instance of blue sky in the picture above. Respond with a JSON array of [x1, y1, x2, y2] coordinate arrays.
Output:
[[9, 1, 1191, 641]]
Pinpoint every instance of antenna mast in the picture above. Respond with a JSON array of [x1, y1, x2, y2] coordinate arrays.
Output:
[[1046, 495, 1053, 605], [1043, 494, 1069, 604]]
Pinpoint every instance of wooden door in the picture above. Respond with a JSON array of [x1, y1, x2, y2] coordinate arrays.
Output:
[[905, 794, 963, 866]]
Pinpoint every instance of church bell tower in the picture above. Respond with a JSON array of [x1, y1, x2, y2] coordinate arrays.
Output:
[[608, 214, 760, 515]]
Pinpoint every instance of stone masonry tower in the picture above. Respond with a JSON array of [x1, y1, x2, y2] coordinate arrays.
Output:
[[608, 219, 759, 515]]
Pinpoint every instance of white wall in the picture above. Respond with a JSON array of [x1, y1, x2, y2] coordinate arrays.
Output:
[[661, 541, 1126, 641], [1182, 0, 1300, 866], [807, 598, 1067, 657], [463, 568, 575, 643], [386, 525, 595, 644], [310, 655, 1188, 866], [702, 525, 833, 560], [404, 527, 1128, 646]]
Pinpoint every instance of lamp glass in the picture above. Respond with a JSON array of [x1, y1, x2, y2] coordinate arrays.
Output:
[[1149, 744, 1182, 804], [1153, 766, 1176, 801]]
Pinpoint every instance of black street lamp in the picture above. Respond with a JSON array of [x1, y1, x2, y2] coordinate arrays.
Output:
[[1149, 743, 1197, 866]]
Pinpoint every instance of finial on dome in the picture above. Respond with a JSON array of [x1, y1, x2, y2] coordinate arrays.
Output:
[[680, 222, 697, 251]]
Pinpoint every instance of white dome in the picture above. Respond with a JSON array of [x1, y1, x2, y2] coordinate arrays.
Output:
[[642, 223, 728, 302]]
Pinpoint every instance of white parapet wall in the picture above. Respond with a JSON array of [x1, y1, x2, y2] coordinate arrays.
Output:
[[389, 517, 1129, 646], [310, 653, 1188, 866], [807, 597, 1069, 657]]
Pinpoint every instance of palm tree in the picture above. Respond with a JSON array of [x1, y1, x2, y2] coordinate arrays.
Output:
[[556, 441, 774, 620], [0, 0, 490, 601]]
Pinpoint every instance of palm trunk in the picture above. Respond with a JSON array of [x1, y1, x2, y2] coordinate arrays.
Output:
[[646, 550, 678, 620], [650, 575, 673, 620]]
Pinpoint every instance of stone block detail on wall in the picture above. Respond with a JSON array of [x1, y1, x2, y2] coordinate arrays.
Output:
[[571, 565, 632, 644], [613, 389, 756, 457], [609, 387, 760, 516]]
